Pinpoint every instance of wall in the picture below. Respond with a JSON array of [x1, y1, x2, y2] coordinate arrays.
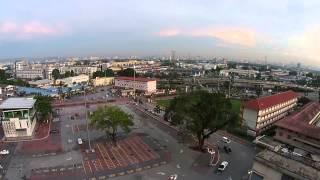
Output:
[[252, 161, 282, 180], [243, 108, 258, 131]]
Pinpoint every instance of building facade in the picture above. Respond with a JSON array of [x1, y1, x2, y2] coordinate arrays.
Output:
[[243, 91, 298, 136], [0, 98, 37, 138], [56, 74, 89, 87], [16, 68, 46, 79], [92, 77, 114, 87], [114, 77, 156, 93], [274, 102, 320, 154]]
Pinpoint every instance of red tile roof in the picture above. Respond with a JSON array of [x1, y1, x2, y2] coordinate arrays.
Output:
[[244, 90, 298, 110], [115, 76, 156, 82], [275, 102, 320, 140]]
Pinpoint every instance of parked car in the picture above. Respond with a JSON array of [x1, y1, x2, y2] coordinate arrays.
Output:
[[0, 150, 9, 155], [168, 174, 178, 180], [222, 137, 231, 144], [217, 161, 228, 172], [77, 138, 83, 145]]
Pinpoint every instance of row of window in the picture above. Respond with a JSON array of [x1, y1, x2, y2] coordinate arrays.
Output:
[[257, 112, 287, 129], [257, 104, 295, 122], [258, 99, 297, 116]]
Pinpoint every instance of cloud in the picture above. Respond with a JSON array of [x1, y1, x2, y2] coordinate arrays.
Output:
[[156, 28, 181, 37], [287, 26, 320, 62], [156, 26, 258, 47], [190, 27, 257, 47], [0, 21, 68, 40]]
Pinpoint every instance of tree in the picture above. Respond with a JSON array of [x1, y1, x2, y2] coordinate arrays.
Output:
[[165, 91, 237, 150], [70, 70, 75, 76], [255, 85, 262, 97], [93, 69, 114, 78], [52, 69, 60, 85], [289, 71, 298, 76], [90, 106, 134, 145], [306, 72, 313, 78], [64, 71, 71, 78], [0, 69, 8, 80], [35, 96, 53, 123], [118, 68, 135, 77]]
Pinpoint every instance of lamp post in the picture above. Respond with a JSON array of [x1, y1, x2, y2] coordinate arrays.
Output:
[[133, 65, 136, 100], [84, 88, 93, 152]]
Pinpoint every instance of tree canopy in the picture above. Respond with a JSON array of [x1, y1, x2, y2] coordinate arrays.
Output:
[[52, 69, 60, 84], [90, 106, 134, 145], [92, 69, 114, 78], [117, 68, 136, 77], [165, 91, 238, 149], [35, 96, 53, 122]]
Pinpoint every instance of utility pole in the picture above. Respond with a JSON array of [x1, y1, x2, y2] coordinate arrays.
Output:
[[84, 89, 92, 152], [133, 65, 136, 100]]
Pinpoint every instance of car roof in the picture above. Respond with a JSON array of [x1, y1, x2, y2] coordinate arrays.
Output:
[[221, 161, 228, 165]]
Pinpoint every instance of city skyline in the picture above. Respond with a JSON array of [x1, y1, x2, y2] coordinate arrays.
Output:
[[1, 0, 320, 67]]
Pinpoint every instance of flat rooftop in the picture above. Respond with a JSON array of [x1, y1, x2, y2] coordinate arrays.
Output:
[[255, 149, 320, 180], [0, 97, 36, 109]]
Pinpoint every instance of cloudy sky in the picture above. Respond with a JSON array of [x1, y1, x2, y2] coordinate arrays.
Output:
[[1, 0, 320, 66]]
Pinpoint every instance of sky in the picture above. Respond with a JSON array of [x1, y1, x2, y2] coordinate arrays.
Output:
[[1, 0, 320, 67]]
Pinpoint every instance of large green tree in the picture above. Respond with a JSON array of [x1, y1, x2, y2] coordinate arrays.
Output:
[[35, 96, 53, 123], [52, 69, 60, 85], [117, 68, 136, 77], [90, 106, 134, 145], [165, 91, 238, 150], [92, 69, 114, 78]]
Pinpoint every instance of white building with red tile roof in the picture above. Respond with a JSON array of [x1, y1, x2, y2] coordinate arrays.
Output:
[[114, 76, 156, 93], [243, 90, 298, 136]]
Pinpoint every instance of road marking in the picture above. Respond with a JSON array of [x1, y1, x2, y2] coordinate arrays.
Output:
[[118, 172, 125, 176], [98, 176, 106, 179], [87, 161, 93, 173], [126, 170, 134, 174], [96, 144, 111, 169], [66, 157, 72, 161], [108, 174, 116, 178], [82, 160, 87, 175], [135, 168, 142, 172]]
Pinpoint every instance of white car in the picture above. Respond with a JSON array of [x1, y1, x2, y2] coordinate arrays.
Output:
[[0, 150, 9, 155], [77, 138, 83, 145], [222, 137, 231, 144], [168, 174, 178, 180], [217, 161, 228, 172]]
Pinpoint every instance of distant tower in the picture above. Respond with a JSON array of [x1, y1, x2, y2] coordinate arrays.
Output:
[[297, 62, 301, 69], [170, 50, 176, 61]]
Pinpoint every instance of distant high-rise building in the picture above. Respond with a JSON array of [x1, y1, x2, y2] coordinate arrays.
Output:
[[297, 62, 301, 69], [170, 50, 176, 61]]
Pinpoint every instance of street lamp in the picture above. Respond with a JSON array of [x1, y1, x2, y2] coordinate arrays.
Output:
[[133, 65, 136, 100], [84, 88, 93, 152]]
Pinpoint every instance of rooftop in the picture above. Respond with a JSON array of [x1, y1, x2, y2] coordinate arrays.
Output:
[[244, 90, 298, 110], [255, 149, 320, 180], [0, 97, 36, 109], [115, 76, 156, 82], [275, 102, 320, 140]]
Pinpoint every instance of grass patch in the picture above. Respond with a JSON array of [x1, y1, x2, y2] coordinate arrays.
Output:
[[156, 99, 172, 108], [230, 99, 241, 114]]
